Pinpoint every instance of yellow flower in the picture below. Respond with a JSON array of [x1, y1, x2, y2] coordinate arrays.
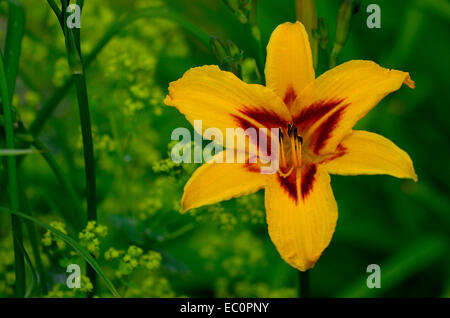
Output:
[[164, 22, 417, 271]]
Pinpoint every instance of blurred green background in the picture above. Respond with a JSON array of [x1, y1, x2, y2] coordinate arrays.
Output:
[[0, 0, 449, 297]]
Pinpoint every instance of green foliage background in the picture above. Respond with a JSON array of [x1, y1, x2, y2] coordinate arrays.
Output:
[[0, 0, 449, 297]]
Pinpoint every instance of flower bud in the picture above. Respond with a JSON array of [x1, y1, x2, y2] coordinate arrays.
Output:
[[226, 40, 244, 62], [222, 0, 251, 24], [335, 0, 352, 50], [313, 16, 329, 50], [210, 36, 228, 65], [210, 37, 244, 76], [296, 0, 318, 69]]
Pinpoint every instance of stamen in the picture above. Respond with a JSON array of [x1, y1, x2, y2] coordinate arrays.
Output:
[[287, 123, 293, 136], [293, 125, 298, 138], [296, 137, 302, 167], [278, 165, 295, 178], [290, 137, 298, 166], [279, 132, 287, 168], [278, 123, 304, 174]]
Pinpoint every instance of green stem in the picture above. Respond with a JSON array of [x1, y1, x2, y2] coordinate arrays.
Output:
[[46, 0, 61, 17], [247, 0, 264, 83], [73, 74, 96, 224], [329, 48, 338, 68], [0, 47, 25, 298], [58, 1, 97, 293], [4, 0, 25, 102], [299, 270, 310, 298]]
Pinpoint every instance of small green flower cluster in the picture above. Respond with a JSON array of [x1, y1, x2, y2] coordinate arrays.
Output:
[[235, 194, 265, 224], [189, 205, 238, 232], [79, 221, 108, 258], [124, 276, 176, 298], [188, 195, 265, 232], [216, 279, 296, 298], [152, 158, 183, 175], [152, 140, 196, 176], [42, 221, 68, 252], [136, 197, 163, 220], [0, 239, 15, 297], [104, 246, 162, 279], [45, 275, 94, 298]]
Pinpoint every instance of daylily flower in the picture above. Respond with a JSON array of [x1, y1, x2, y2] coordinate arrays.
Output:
[[164, 22, 417, 271]]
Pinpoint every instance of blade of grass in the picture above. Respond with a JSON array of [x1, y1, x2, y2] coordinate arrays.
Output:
[[4, 0, 25, 103], [0, 148, 42, 156], [18, 182, 48, 295], [0, 207, 121, 298], [2, 0, 27, 297], [17, 238, 38, 298], [0, 46, 25, 298], [45, 0, 64, 29]]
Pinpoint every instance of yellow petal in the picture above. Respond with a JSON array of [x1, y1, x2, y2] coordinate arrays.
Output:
[[181, 154, 268, 212], [292, 60, 414, 155], [164, 65, 291, 150], [322, 130, 417, 181], [265, 166, 337, 271], [265, 21, 315, 110]]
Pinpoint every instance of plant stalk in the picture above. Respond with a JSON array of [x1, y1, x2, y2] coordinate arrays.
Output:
[[60, 1, 98, 293], [299, 270, 310, 298], [0, 49, 25, 298]]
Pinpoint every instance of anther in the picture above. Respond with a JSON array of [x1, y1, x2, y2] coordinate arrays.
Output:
[[287, 123, 293, 136]]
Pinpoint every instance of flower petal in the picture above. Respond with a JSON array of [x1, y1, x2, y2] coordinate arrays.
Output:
[[265, 166, 337, 271], [181, 154, 268, 212], [165, 65, 291, 150], [292, 60, 414, 155], [265, 21, 315, 110], [322, 130, 417, 181]]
